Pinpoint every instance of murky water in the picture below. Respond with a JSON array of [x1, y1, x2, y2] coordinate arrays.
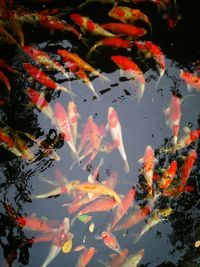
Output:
[[0, 0, 200, 266]]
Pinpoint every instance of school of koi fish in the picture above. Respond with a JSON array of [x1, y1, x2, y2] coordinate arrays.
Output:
[[0, 0, 200, 266]]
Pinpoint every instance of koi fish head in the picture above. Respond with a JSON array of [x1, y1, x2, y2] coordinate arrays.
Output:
[[70, 13, 84, 26], [108, 107, 119, 128]]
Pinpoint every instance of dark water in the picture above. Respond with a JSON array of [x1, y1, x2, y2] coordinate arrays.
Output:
[[0, 0, 200, 266]]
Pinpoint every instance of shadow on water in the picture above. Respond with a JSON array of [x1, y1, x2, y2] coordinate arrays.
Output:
[[0, 0, 200, 266]]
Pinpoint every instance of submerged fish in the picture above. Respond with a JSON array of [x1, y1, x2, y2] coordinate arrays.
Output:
[[180, 70, 200, 92], [67, 100, 80, 145], [120, 249, 144, 267], [158, 160, 177, 190], [180, 149, 196, 186], [75, 247, 96, 267]]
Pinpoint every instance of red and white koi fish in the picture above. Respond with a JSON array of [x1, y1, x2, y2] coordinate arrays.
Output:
[[23, 46, 70, 80], [41, 217, 72, 267], [109, 6, 152, 34], [115, 206, 151, 231], [23, 63, 74, 96], [164, 94, 181, 145], [159, 160, 177, 189], [138, 145, 157, 195], [87, 37, 132, 60], [109, 187, 135, 231], [58, 50, 100, 99], [67, 100, 80, 145], [54, 102, 79, 160], [134, 40, 165, 86], [107, 106, 129, 173], [75, 247, 96, 267], [101, 231, 121, 254], [27, 87, 54, 122], [180, 149, 196, 186], [180, 70, 200, 92], [120, 249, 144, 267], [101, 22, 147, 38], [111, 55, 145, 103], [70, 13, 116, 37]]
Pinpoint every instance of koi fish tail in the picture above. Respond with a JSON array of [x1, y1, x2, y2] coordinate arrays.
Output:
[[124, 160, 130, 173], [80, 37, 91, 47], [86, 45, 99, 61], [87, 82, 100, 100], [132, 233, 141, 245], [70, 215, 78, 226], [155, 68, 165, 88]]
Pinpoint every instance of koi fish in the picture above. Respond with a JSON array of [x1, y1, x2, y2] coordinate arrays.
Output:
[[133, 207, 172, 244], [0, 70, 11, 92], [57, 49, 107, 80], [58, 50, 100, 99], [111, 55, 145, 103], [158, 160, 177, 189], [39, 17, 81, 39], [41, 217, 72, 267], [138, 145, 156, 195], [164, 0, 179, 29], [110, 248, 129, 267], [109, 187, 135, 231], [108, 6, 152, 34], [33, 180, 80, 199], [67, 100, 80, 145], [23, 46, 70, 80], [101, 231, 121, 255], [70, 13, 116, 37], [162, 184, 195, 197], [23, 63, 74, 96], [120, 249, 144, 267], [27, 87, 55, 121], [72, 197, 117, 225], [134, 40, 165, 86], [180, 70, 200, 92], [87, 37, 132, 60], [107, 106, 129, 173], [75, 247, 96, 267], [75, 182, 121, 205], [180, 149, 196, 186], [88, 157, 104, 183], [101, 23, 147, 38], [54, 102, 79, 160], [16, 216, 57, 233], [164, 94, 181, 145], [115, 206, 151, 231], [176, 128, 200, 150]]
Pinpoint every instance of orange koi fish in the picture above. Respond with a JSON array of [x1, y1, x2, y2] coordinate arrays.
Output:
[[0, 70, 11, 92], [180, 149, 196, 186], [23, 63, 74, 96], [16, 216, 56, 233], [109, 187, 135, 231], [177, 128, 200, 150], [115, 206, 151, 231], [134, 40, 165, 86], [159, 160, 177, 189], [75, 247, 96, 267], [0, 127, 22, 157], [101, 231, 121, 254], [87, 37, 132, 59], [39, 17, 81, 39], [110, 248, 129, 267], [67, 100, 80, 145], [58, 50, 100, 99], [138, 145, 156, 195], [33, 180, 80, 199], [164, 94, 181, 145], [120, 249, 144, 267], [23, 63, 75, 97], [72, 197, 117, 225], [180, 70, 200, 91], [41, 217, 71, 267], [101, 22, 147, 38], [57, 49, 107, 80], [27, 87, 54, 121], [109, 6, 152, 34], [54, 102, 79, 160], [75, 182, 121, 205], [70, 13, 116, 37], [111, 55, 145, 103], [107, 106, 129, 173], [23, 46, 70, 80]]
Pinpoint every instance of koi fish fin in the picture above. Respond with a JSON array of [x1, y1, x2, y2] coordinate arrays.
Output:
[[138, 157, 144, 164], [132, 233, 141, 244], [124, 160, 130, 173]]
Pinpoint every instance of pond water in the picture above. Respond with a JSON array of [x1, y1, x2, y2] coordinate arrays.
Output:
[[0, 0, 200, 266]]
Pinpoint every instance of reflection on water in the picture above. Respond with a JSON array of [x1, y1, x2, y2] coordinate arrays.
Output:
[[0, 0, 200, 266]]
